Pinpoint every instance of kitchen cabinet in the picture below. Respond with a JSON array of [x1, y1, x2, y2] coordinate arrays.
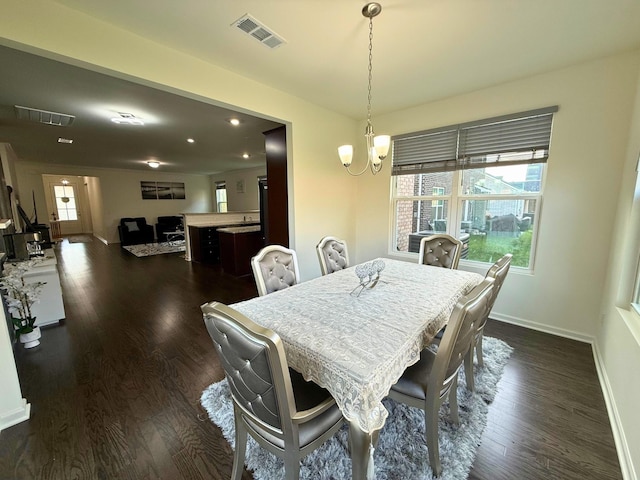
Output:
[[189, 223, 260, 265], [189, 225, 220, 264], [218, 226, 264, 276]]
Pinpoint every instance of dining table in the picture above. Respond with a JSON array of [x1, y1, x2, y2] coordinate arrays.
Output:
[[230, 257, 484, 479]]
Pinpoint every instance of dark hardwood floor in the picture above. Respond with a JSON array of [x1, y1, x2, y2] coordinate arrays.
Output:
[[0, 239, 622, 480]]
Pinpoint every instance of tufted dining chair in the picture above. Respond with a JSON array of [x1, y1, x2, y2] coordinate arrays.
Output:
[[316, 236, 350, 275], [387, 278, 494, 477], [201, 302, 345, 480], [251, 245, 301, 296], [463, 253, 512, 391], [431, 253, 513, 392], [418, 234, 463, 269]]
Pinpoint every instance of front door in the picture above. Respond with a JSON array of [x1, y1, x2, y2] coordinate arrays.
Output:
[[47, 181, 83, 236]]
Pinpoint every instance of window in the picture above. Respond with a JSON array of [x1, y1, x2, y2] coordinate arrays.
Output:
[[215, 182, 227, 213], [391, 107, 557, 269], [54, 185, 78, 221]]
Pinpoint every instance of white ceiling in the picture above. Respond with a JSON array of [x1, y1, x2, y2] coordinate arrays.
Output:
[[2, 0, 640, 174]]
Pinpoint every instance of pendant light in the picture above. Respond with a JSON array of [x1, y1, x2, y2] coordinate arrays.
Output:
[[338, 2, 390, 176]]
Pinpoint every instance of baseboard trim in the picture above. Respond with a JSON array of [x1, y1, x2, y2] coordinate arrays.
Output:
[[490, 312, 635, 480], [592, 342, 637, 480], [0, 398, 30, 433], [490, 312, 594, 344]]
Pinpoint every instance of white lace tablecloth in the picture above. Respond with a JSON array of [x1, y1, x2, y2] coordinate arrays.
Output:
[[231, 258, 483, 434]]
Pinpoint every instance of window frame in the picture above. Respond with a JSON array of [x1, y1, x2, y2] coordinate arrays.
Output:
[[390, 165, 545, 271], [53, 184, 78, 221], [628, 162, 640, 315], [390, 107, 556, 271], [632, 272, 640, 316], [215, 182, 227, 213]]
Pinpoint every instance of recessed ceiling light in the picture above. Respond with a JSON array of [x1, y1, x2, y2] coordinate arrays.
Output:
[[187, 138, 195, 143], [147, 161, 160, 168], [229, 118, 241, 126], [242, 153, 250, 159], [58, 137, 73, 144], [111, 112, 144, 125]]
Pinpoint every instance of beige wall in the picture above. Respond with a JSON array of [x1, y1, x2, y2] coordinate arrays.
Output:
[[354, 51, 640, 478], [210, 166, 266, 213], [597, 59, 640, 479], [5, 3, 638, 476], [15, 162, 212, 244], [85, 176, 105, 241], [0, 0, 358, 276], [357, 51, 639, 338]]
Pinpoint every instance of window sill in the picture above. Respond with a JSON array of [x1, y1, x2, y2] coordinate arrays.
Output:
[[617, 305, 640, 348], [385, 252, 534, 275]]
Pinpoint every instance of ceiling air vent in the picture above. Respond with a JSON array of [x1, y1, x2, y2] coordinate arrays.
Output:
[[14, 105, 75, 126], [232, 14, 286, 49]]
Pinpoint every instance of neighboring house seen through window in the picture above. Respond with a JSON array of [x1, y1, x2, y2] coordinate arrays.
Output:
[[391, 107, 557, 269]]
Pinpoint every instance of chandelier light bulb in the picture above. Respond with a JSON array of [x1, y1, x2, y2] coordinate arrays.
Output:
[[338, 145, 354, 167], [373, 135, 391, 159]]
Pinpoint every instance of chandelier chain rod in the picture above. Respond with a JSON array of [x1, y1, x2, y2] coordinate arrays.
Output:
[[367, 15, 374, 126]]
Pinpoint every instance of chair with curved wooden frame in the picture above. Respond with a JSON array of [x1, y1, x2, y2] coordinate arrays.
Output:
[[316, 236, 349, 275], [251, 245, 301, 296], [387, 278, 494, 477], [202, 301, 345, 480], [418, 234, 463, 269]]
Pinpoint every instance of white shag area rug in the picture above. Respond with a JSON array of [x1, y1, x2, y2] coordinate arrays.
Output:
[[200, 336, 513, 480], [122, 240, 186, 257]]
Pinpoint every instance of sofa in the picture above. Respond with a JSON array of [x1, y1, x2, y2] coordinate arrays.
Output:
[[118, 217, 155, 246], [155, 215, 184, 243]]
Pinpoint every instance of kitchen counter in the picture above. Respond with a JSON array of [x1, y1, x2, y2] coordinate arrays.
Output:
[[182, 211, 260, 262], [217, 225, 261, 234], [188, 223, 260, 264]]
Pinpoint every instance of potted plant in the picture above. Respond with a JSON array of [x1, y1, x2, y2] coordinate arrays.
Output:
[[0, 259, 46, 348]]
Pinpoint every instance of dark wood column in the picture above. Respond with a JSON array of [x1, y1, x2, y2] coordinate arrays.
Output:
[[263, 126, 289, 247]]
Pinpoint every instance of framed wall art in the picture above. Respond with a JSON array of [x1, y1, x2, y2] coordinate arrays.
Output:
[[140, 181, 186, 200]]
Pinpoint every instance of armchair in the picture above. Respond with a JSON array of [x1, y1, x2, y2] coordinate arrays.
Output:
[[118, 217, 154, 246], [155, 215, 183, 243]]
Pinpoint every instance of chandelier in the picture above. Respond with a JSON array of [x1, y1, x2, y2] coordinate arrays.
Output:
[[338, 2, 390, 176]]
